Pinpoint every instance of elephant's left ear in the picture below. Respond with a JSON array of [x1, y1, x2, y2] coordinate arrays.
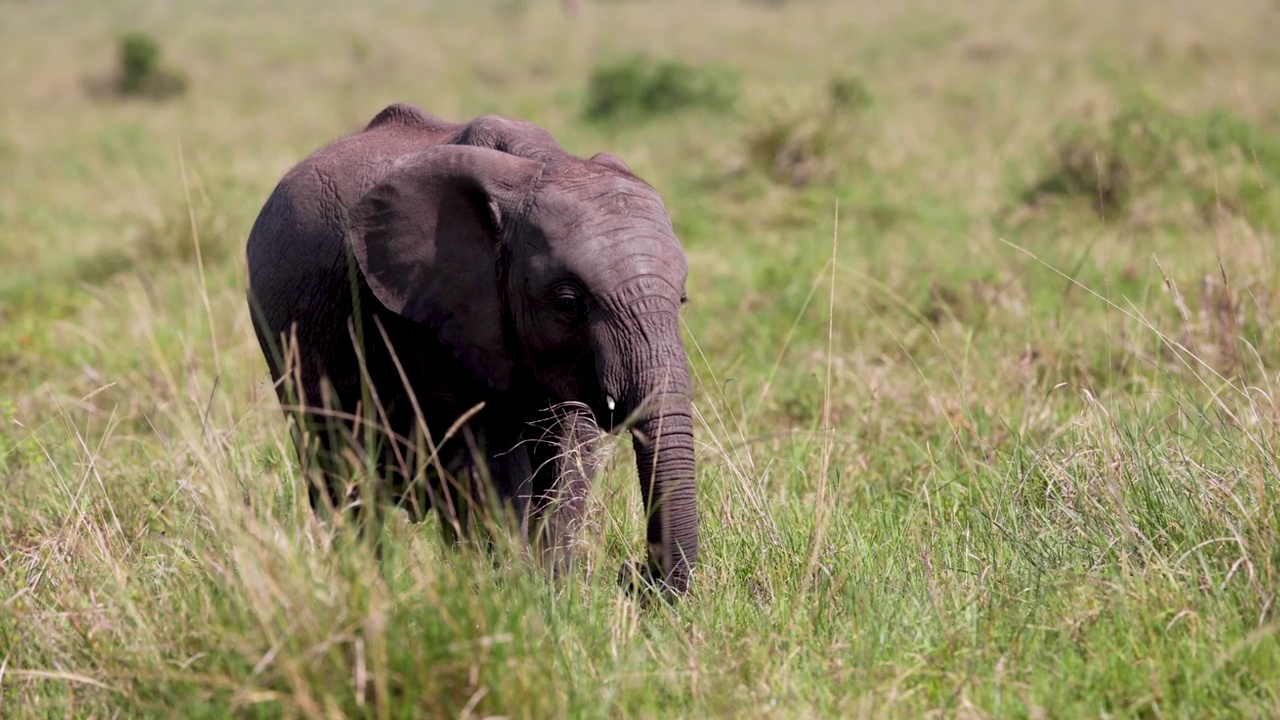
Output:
[[347, 145, 542, 391]]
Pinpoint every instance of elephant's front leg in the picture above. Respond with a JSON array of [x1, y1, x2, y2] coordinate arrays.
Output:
[[527, 408, 604, 577], [437, 421, 534, 548]]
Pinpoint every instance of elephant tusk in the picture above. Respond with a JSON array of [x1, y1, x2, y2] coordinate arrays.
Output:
[[607, 395, 616, 412]]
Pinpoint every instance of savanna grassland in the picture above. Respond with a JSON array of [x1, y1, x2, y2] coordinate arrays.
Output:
[[3, 0, 1280, 716]]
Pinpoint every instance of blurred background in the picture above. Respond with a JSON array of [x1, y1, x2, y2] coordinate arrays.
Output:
[[3, 1, 1278, 400]]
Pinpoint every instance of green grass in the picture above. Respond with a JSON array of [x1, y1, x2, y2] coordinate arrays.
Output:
[[3, 0, 1280, 716]]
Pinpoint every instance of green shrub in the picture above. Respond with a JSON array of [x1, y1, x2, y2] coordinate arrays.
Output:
[[119, 33, 159, 92], [116, 31, 186, 99], [742, 75, 875, 187], [744, 109, 845, 188], [827, 74, 873, 112], [583, 54, 738, 122], [1016, 97, 1280, 229]]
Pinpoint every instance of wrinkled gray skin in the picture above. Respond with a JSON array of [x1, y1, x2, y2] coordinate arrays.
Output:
[[245, 103, 697, 595]]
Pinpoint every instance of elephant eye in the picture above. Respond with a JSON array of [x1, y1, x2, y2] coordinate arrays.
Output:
[[552, 280, 587, 316]]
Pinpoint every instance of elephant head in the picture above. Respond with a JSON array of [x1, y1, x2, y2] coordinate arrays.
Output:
[[346, 144, 698, 594]]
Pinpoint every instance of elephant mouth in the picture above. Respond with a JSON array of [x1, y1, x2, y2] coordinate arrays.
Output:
[[593, 392, 633, 434], [540, 393, 625, 434], [594, 389, 675, 437]]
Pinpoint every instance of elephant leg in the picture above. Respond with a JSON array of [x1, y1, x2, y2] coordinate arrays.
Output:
[[427, 438, 478, 543], [433, 421, 534, 551], [490, 440, 534, 543], [290, 382, 420, 560], [301, 407, 397, 556], [260, 321, 400, 559], [528, 408, 604, 578], [378, 410, 437, 525]]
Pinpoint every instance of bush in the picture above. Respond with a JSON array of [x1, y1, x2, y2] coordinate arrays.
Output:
[[744, 109, 844, 188], [583, 54, 738, 123], [1015, 97, 1280, 229], [742, 75, 875, 187], [827, 74, 873, 112], [115, 31, 186, 99]]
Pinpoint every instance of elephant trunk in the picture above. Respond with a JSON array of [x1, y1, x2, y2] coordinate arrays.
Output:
[[628, 365, 698, 595]]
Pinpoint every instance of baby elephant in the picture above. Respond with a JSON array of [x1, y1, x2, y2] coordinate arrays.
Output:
[[245, 103, 698, 595]]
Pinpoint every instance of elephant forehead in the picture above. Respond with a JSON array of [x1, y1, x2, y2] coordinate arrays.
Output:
[[529, 172, 686, 286], [585, 226, 683, 264], [554, 194, 677, 250], [575, 211, 685, 277], [538, 175, 671, 229]]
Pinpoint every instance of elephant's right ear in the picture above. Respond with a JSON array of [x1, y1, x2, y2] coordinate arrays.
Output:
[[347, 145, 543, 391], [590, 152, 634, 175]]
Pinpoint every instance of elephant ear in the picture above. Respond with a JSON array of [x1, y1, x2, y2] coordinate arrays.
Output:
[[348, 145, 543, 391], [590, 152, 634, 175]]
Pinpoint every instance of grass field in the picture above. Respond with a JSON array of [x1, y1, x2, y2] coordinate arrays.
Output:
[[3, 0, 1280, 716]]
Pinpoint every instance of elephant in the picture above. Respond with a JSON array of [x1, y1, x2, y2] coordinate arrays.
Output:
[[244, 103, 698, 595]]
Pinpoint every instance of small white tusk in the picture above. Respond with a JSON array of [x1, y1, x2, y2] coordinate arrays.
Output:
[[606, 395, 616, 412]]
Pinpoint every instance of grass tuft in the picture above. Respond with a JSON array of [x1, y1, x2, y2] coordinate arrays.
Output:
[[742, 91, 873, 188], [114, 32, 187, 100], [583, 53, 738, 123], [1013, 96, 1280, 230]]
